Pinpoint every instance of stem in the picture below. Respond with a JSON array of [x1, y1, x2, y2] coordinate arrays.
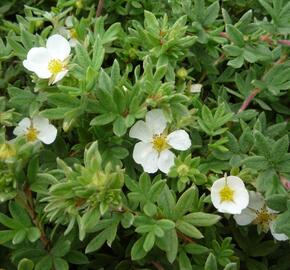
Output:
[[151, 261, 165, 270], [238, 88, 261, 113], [96, 0, 105, 17], [17, 186, 50, 249]]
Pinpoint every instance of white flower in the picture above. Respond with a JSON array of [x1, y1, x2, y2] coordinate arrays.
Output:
[[129, 109, 191, 174], [190, 83, 202, 93], [211, 175, 249, 214], [23, 34, 71, 84], [13, 116, 57, 144], [233, 191, 289, 241], [59, 16, 78, 47]]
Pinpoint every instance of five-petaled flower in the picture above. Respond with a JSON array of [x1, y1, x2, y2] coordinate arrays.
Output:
[[59, 16, 78, 47], [129, 109, 191, 174], [211, 175, 249, 214], [233, 191, 288, 241], [23, 34, 71, 84], [13, 116, 57, 144]]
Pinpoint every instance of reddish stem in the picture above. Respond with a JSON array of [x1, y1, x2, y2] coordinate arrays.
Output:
[[96, 0, 104, 17], [238, 88, 261, 113]]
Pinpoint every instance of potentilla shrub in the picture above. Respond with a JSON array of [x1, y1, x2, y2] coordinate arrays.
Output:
[[0, 0, 289, 269]]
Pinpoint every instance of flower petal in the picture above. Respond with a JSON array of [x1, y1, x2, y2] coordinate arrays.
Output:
[[23, 47, 52, 78], [234, 208, 257, 225], [269, 221, 289, 241], [13, 118, 31, 136], [145, 109, 167, 135], [132, 142, 158, 173], [247, 191, 264, 211], [217, 201, 244, 214], [46, 34, 71, 60], [51, 70, 68, 84], [129, 120, 153, 142], [167, 130, 191, 150], [157, 150, 175, 174], [32, 116, 57, 144]]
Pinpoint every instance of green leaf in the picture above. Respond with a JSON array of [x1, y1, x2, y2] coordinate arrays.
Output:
[[9, 201, 31, 227], [162, 229, 178, 263], [243, 156, 269, 170], [18, 258, 34, 270], [205, 253, 217, 270], [27, 227, 41, 242], [85, 230, 108, 253], [113, 116, 127, 136], [51, 239, 71, 257], [102, 23, 121, 44], [176, 220, 203, 239], [54, 257, 69, 270], [65, 251, 89, 265], [40, 108, 71, 120], [185, 243, 209, 254], [272, 135, 289, 162], [183, 212, 221, 227], [131, 236, 147, 261], [224, 263, 238, 270], [143, 231, 155, 252], [90, 113, 116, 126], [0, 230, 14, 244], [175, 187, 197, 218], [35, 255, 52, 270], [27, 155, 39, 184], [226, 24, 244, 46], [179, 250, 192, 270]]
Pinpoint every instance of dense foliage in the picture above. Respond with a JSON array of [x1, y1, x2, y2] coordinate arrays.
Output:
[[0, 0, 290, 269]]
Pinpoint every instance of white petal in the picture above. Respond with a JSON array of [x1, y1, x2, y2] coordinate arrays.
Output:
[[69, 38, 78, 47], [23, 47, 52, 78], [269, 221, 289, 241], [132, 142, 158, 173], [51, 70, 68, 84], [167, 130, 191, 150], [65, 16, 74, 27], [46, 34, 71, 60], [13, 118, 31, 136], [129, 120, 153, 142], [217, 201, 244, 214], [190, 83, 202, 93], [145, 109, 167, 135], [157, 150, 175, 174], [247, 191, 264, 211], [233, 208, 257, 225], [58, 27, 70, 39], [32, 116, 57, 144]]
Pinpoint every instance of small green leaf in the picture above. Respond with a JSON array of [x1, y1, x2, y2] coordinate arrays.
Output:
[[18, 258, 34, 270], [176, 220, 203, 239], [226, 24, 244, 46], [205, 253, 217, 270]]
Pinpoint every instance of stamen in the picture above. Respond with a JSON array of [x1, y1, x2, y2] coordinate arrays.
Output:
[[26, 127, 39, 142], [219, 185, 234, 202], [152, 135, 168, 152], [48, 59, 63, 74]]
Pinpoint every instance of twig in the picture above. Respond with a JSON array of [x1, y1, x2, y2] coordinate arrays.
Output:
[[17, 186, 50, 249], [96, 0, 105, 17], [238, 88, 261, 113], [151, 261, 165, 270], [177, 231, 195, 243]]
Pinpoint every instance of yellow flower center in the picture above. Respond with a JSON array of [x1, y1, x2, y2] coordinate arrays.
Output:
[[253, 208, 276, 231], [152, 135, 168, 152], [26, 127, 39, 142], [48, 59, 63, 74], [219, 186, 234, 202], [69, 28, 77, 39]]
